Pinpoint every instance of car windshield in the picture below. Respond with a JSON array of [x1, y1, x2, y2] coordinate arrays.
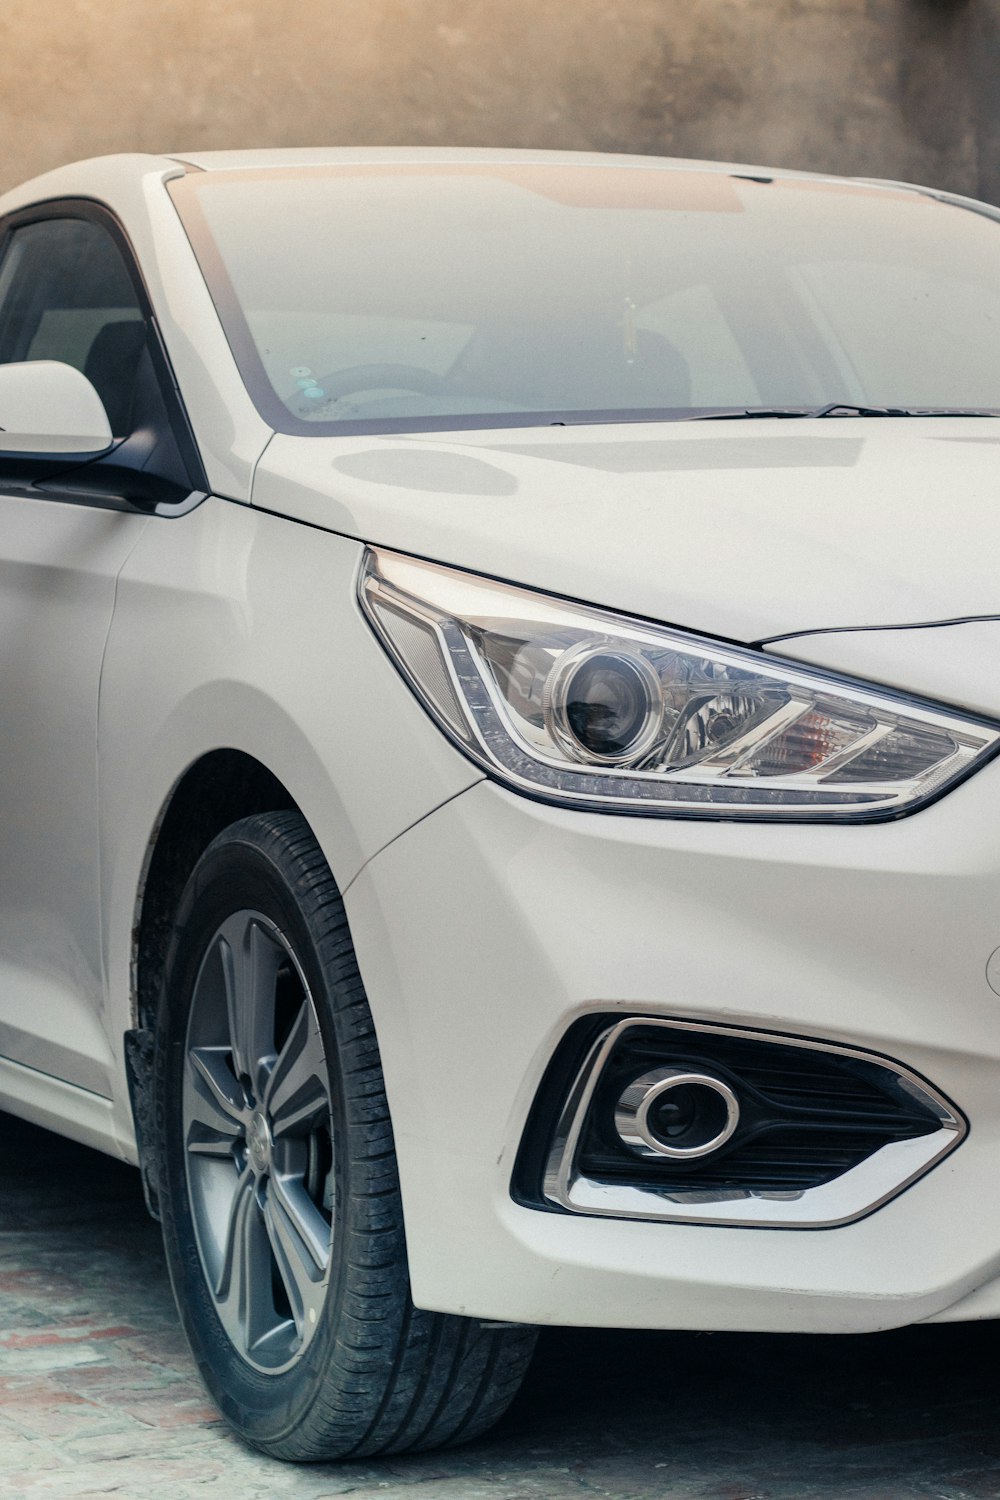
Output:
[[168, 162, 1000, 436]]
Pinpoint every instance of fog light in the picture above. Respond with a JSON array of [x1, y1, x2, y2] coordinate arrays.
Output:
[[615, 1067, 741, 1159], [519, 1014, 967, 1227]]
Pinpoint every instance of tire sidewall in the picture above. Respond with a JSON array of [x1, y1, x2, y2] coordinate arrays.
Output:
[[155, 821, 376, 1448]]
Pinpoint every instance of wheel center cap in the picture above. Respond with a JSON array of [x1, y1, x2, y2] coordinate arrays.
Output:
[[246, 1111, 273, 1175]]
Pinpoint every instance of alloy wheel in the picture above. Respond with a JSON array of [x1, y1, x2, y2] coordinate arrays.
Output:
[[182, 909, 335, 1373]]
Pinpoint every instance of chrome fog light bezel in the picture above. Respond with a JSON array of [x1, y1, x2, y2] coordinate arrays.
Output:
[[536, 1016, 966, 1229]]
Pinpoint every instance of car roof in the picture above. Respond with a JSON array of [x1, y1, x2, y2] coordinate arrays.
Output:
[[164, 148, 933, 202], [0, 145, 937, 205], [169, 145, 795, 174]]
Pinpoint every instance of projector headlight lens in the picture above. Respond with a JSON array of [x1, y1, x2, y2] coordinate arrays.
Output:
[[545, 644, 665, 765]]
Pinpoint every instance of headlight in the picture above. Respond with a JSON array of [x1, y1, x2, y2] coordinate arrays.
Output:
[[359, 548, 1000, 821]]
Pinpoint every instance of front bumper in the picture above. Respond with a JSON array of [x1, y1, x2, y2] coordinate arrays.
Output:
[[343, 762, 1000, 1333]]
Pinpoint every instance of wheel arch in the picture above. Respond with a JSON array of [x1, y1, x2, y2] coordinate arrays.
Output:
[[132, 747, 298, 1033]]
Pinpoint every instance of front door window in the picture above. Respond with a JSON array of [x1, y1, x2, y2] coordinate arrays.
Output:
[[0, 217, 147, 436]]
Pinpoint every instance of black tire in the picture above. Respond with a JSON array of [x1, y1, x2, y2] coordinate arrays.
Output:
[[155, 810, 536, 1460]]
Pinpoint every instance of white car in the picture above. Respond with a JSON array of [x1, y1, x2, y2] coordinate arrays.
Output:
[[1, 147, 998, 1461]]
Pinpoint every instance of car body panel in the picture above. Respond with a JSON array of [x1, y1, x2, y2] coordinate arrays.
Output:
[[0, 1053, 119, 1159], [0, 492, 149, 1097], [345, 762, 1000, 1329], [167, 145, 822, 178], [253, 422, 1000, 647], [774, 620, 1000, 719], [95, 497, 483, 1152]]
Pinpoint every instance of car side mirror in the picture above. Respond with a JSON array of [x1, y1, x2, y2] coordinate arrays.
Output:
[[0, 360, 114, 459]]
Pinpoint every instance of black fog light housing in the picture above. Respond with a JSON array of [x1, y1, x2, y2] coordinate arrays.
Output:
[[512, 1015, 965, 1229]]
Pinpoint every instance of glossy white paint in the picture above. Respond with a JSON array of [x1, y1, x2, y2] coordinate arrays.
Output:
[[168, 146, 800, 177], [1, 149, 998, 1336], [95, 497, 482, 1151], [778, 621, 1000, 718], [0, 1054, 118, 1159], [0, 492, 149, 1098], [345, 761, 1000, 1327], [254, 421, 1000, 644], [0, 362, 113, 452]]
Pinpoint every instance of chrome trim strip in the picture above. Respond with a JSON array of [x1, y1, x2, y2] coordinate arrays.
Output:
[[542, 1016, 966, 1229]]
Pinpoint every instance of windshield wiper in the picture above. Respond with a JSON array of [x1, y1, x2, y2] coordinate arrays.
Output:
[[687, 407, 816, 420], [809, 403, 1000, 418], [690, 403, 1000, 421], [810, 403, 907, 417]]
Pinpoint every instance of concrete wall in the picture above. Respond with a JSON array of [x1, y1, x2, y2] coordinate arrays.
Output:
[[2, 0, 998, 200]]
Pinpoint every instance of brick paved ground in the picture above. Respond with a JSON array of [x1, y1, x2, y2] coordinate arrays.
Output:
[[3, 1110, 1000, 1500]]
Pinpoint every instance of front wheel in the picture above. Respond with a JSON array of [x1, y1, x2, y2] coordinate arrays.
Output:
[[155, 810, 536, 1460]]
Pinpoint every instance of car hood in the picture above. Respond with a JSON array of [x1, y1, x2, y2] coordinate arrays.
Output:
[[252, 418, 1000, 644]]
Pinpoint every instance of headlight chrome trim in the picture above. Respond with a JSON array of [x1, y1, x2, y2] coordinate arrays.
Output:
[[360, 546, 1000, 823]]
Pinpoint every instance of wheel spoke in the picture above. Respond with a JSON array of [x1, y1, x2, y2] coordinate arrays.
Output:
[[219, 917, 282, 1095], [264, 999, 330, 1138], [188, 1047, 246, 1125], [263, 1172, 330, 1334], [215, 1166, 273, 1352], [187, 1139, 236, 1159], [186, 1048, 245, 1157], [214, 1165, 254, 1301]]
